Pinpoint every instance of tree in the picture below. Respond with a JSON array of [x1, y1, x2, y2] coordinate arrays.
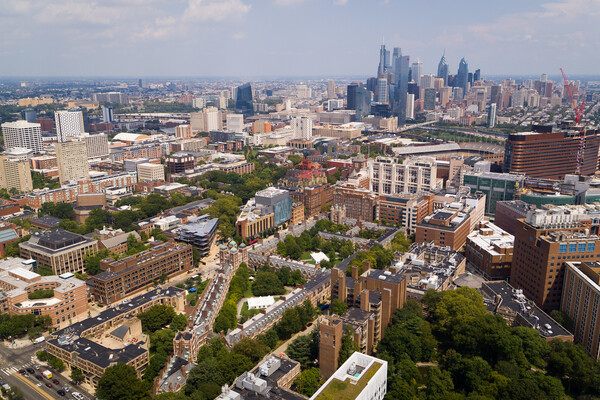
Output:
[[292, 368, 322, 397], [71, 367, 85, 384], [252, 271, 285, 296], [170, 313, 188, 332], [86, 208, 112, 230], [425, 368, 454, 399], [137, 305, 176, 333], [338, 325, 359, 367], [331, 299, 348, 316], [84, 249, 110, 276], [96, 363, 150, 400], [286, 333, 317, 369], [4, 387, 24, 400]]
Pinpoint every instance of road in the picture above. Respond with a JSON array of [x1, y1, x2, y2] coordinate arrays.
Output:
[[0, 341, 94, 400]]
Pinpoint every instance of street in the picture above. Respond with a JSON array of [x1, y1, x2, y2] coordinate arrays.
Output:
[[0, 341, 94, 400]]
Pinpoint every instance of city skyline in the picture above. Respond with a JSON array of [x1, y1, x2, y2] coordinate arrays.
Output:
[[1, 0, 599, 78]]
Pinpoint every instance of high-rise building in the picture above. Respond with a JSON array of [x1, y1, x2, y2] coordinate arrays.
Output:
[[101, 106, 113, 123], [83, 134, 109, 159], [21, 108, 36, 123], [504, 128, 600, 179], [376, 78, 389, 104], [291, 117, 312, 140], [394, 53, 410, 125], [437, 53, 449, 86], [369, 156, 443, 195], [190, 107, 222, 132], [561, 262, 600, 359], [327, 79, 336, 99], [175, 124, 193, 139], [235, 83, 254, 117], [490, 85, 502, 107], [55, 110, 84, 142], [406, 93, 415, 120], [488, 103, 497, 128], [378, 42, 389, 75], [511, 206, 600, 311], [456, 58, 469, 98], [93, 92, 129, 104], [226, 114, 244, 133], [355, 86, 371, 121], [423, 88, 436, 110], [56, 139, 90, 183], [346, 83, 358, 110], [411, 59, 423, 86], [0, 156, 33, 192], [138, 78, 143, 88], [1, 120, 42, 153], [474, 69, 481, 82]]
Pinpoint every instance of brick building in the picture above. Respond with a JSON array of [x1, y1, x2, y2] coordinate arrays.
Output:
[[466, 221, 514, 280]]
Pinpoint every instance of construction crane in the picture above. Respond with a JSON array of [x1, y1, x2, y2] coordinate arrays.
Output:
[[560, 68, 586, 174]]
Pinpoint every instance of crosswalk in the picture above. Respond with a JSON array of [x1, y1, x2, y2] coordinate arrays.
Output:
[[0, 361, 38, 376]]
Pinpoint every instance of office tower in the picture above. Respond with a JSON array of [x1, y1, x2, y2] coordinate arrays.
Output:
[[423, 88, 436, 110], [1, 120, 42, 153], [488, 103, 497, 128], [55, 110, 84, 142], [437, 53, 449, 85], [226, 114, 244, 133], [439, 87, 452, 107], [354, 86, 372, 121], [505, 128, 600, 179], [175, 124, 193, 139], [327, 79, 336, 99], [393, 52, 410, 125], [474, 69, 481, 82], [411, 59, 422, 86], [0, 156, 33, 192], [101, 106, 114, 123], [456, 58, 469, 98], [296, 84, 311, 99], [56, 139, 90, 183], [291, 116, 312, 140], [406, 93, 415, 119], [541, 73, 548, 82], [490, 85, 502, 106], [511, 207, 600, 311], [512, 89, 526, 108], [138, 78, 143, 88], [452, 87, 464, 101], [366, 77, 378, 94], [376, 77, 389, 104], [378, 41, 391, 75], [83, 134, 109, 159], [419, 74, 435, 89], [21, 108, 36, 123], [468, 72, 474, 86], [346, 84, 358, 110], [235, 83, 253, 117]]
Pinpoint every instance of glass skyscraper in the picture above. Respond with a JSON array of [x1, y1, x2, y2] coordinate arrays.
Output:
[[456, 58, 469, 98], [235, 83, 254, 117], [437, 53, 449, 86]]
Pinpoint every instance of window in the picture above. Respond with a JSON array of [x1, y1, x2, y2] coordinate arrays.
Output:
[[559, 244, 567, 253], [579, 243, 586, 252], [569, 243, 577, 252], [588, 243, 596, 252]]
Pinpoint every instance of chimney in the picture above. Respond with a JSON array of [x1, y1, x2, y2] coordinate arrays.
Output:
[[181, 365, 187, 377], [363, 261, 371, 272], [351, 266, 359, 280]]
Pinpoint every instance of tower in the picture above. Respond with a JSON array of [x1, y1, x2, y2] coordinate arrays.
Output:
[[235, 83, 253, 117], [437, 53, 449, 86], [56, 139, 90, 183], [1, 121, 42, 153], [456, 58, 469, 98], [411, 59, 423, 86], [55, 110, 84, 142], [102, 106, 114, 123], [393, 51, 410, 125], [488, 103, 497, 128], [327, 79, 336, 99]]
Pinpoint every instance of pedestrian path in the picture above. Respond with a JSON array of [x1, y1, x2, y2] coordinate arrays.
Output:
[[0, 361, 38, 376]]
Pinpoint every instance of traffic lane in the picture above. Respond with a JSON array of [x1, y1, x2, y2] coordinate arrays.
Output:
[[1, 373, 52, 400], [12, 372, 57, 400]]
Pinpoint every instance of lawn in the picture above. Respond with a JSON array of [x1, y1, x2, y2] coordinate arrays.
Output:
[[315, 362, 382, 400], [239, 301, 261, 323]]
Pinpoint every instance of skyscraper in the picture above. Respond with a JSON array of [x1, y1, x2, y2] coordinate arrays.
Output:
[[102, 106, 114, 123], [411, 59, 423, 86], [406, 93, 415, 120], [393, 52, 410, 125], [235, 83, 253, 117], [21, 108, 36, 123], [437, 53, 449, 86], [474, 69, 481, 83], [0, 156, 32, 192], [456, 58, 469, 98], [1, 121, 42, 153], [55, 110, 84, 142], [488, 103, 497, 128], [327, 79, 336, 99], [56, 139, 90, 183], [423, 88, 436, 110], [346, 84, 358, 110], [291, 117, 313, 140], [354, 86, 371, 121], [376, 78, 389, 104], [377, 41, 390, 75]]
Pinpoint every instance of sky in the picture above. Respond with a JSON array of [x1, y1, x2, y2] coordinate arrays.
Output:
[[1, 0, 599, 78]]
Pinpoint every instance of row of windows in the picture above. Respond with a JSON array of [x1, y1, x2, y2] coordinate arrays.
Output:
[[558, 243, 596, 253]]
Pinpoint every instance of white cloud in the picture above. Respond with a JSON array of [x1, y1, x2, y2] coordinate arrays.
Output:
[[184, 0, 251, 22], [273, 0, 305, 6]]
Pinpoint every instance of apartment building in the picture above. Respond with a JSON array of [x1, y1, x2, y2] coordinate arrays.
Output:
[[368, 156, 443, 196], [19, 229, 98, 275], [87, 241, 193, 305], [56, 139, 90, 183], [0, 156, 33, 192]]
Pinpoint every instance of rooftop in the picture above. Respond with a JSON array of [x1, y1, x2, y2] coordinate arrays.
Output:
[[48, 336, 146, 368], [25, 229, 94, 252]]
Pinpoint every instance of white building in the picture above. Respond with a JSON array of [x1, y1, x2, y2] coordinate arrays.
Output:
[[406, 93, 415, 119], [411, 59, 423, 86], [291, 116, 312, 140], [83, 134, 109, 159], [55, 110, 84, 142], [226, 114, 244, 133], [1, 120, 42, 153], [56, 139, 90, 183], [137, 163, 165, 182], [368, 156, 443, 195], [310, 352, 388, 400]]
